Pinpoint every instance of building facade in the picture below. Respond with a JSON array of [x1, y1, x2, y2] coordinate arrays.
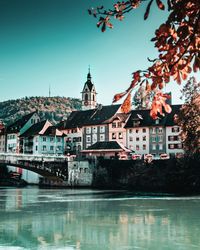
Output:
[[6, 112, 40, 153], [20, 120, 64, 155], [0, 122, 6, 153]]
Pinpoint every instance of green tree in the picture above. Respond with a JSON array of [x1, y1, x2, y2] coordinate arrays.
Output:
[[175, 77, 200, 155]]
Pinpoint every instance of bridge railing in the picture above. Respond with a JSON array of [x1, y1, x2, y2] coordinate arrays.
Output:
[[0, 153, 68, 164]]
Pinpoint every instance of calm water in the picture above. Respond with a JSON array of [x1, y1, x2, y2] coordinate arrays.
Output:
[[0, 188, 200, 250]]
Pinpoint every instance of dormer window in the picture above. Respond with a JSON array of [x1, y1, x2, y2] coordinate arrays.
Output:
[[112, 122, 117, 128], [155, 119, 159, 125], [133, 121, 140, 127]]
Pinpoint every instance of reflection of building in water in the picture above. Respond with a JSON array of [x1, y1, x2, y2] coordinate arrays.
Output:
[[1, 195, 200, 249]]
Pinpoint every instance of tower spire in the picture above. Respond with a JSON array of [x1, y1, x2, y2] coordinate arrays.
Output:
[[87, 65, 91, 80]]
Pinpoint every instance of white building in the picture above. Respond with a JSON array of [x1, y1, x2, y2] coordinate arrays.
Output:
[[125, 105, 183, 158], [6, 112, 40, 153], [166, 126, 183, 156], [125, 110, 150, 156], [20, 120, 64, 155]]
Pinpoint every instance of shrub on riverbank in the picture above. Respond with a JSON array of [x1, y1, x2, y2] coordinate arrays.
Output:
[[93, 154, 200, 194]]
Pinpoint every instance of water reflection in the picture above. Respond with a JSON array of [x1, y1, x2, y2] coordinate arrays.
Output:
[[0, 188, 200, 249]]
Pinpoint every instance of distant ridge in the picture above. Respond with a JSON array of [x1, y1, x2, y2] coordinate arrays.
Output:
[[0, 96, 81, 125]]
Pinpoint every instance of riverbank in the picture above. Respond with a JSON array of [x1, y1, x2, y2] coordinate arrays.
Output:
[[1, 154, 200, 194], [93, 154, 200, 195]]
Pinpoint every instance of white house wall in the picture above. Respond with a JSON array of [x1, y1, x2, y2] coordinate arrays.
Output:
[[166, 126, 184, 155], [126, 127, 149, 155], [108, 123, 127, 147], [7, 133, 18, 152], [33, 135, 64, 155]]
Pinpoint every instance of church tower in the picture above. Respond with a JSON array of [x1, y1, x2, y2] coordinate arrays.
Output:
[[81, 69, 97, 110]]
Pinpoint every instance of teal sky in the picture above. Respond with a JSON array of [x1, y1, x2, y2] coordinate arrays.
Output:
[[0, 0, 196, 105]]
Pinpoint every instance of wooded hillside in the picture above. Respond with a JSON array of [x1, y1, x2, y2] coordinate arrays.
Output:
[[0, 96, 81, 125]]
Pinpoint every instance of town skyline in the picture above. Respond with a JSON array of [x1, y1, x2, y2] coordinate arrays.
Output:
[[0, 0, 193, 105]]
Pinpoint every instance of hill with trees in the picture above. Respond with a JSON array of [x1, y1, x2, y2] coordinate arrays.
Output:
[[0, 96, 81, 125]]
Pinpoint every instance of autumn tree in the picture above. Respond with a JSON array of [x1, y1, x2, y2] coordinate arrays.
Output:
[[88, 0, 200, 118], [132, 86, 154, 109], [174, 77, 200, 155]]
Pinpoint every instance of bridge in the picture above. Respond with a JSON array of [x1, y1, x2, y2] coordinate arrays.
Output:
[[0, 153, 69, 181]]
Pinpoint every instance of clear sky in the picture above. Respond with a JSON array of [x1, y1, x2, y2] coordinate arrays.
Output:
[[0, 0, 197, 105]]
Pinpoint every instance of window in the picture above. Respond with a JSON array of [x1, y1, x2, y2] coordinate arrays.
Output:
[[66, 137, 72, 142], [158, 135, 163, 142], [100, 126, 105, 133], [112, 122, 117, 128], [42, 145, 47, 151], [143, 145, 146, 150], [117, 122, 122, 128], [57, 146, 61, 151], [85, 93, 88, 101], [159, 144, 163, 150], [92, 134, 97, 143], [57, 137, 61, 142], [43, 137, 46, 142], [86, 127, 91, 134], [50, 146, 54, 151], [168, 136, 174, 141], [152, 136, 156, 142], [31, 119, 34, 124], [152, 144, 156, 150], [136, 145, 140, 151], [100, 134, 105, 141], [136, 129, 139, 133], [118, 133, 123, 139], [155, 119, 159, 125], [133, 121, 140, 127], [129, 136, 133, 142], [158, 127, 163, 133], [169, 144, 174, 149], [136, 137, 139, 141], [142, 128, 146, 133], [129, 129, 132, 133], [152, 128, 156, 134], [35, 146, 38, 151], [93, 126, 97, 133], [86, 144, 91, 149], [86, 136, 91, 142], [50, 137, 54, 142], [172, 127, 180, 133], [143, 136, 146, 141], [112, 133, 116, 139]]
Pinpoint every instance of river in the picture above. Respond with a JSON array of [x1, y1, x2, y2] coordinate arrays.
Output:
[[0, 187, 200, 250]]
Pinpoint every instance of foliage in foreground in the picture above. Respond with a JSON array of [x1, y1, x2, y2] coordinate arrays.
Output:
[[89, 0, 200, 118]]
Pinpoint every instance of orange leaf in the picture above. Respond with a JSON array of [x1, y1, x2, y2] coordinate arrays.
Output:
[[112, 92, 127, 103], [156, 0, 165, 10]]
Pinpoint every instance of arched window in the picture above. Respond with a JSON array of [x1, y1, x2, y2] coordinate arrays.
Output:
[[85, 93, 88, 101], [93, 94, 95, 101]]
